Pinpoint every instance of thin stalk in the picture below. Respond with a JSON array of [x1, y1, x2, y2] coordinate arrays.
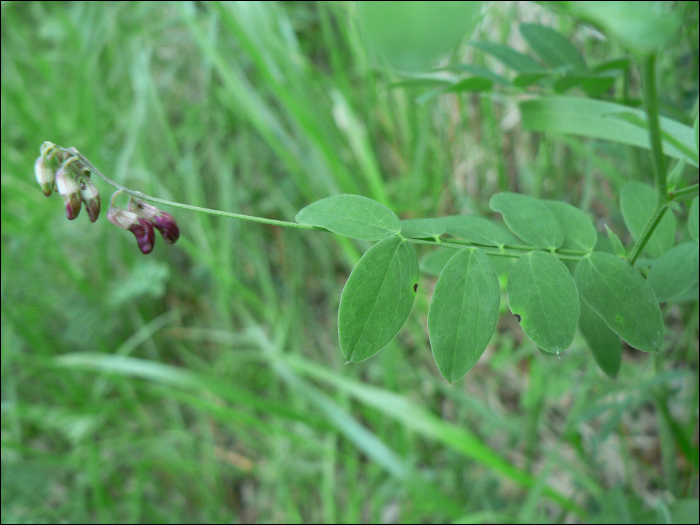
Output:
[[627, 204, 670, 265], [641, 54, 667, 201], [669, 183, 699, 201]]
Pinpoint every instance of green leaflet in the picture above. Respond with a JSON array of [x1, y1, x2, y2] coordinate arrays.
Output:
[[620, 182, 676, 258], [442, 215, 517, 246], [428, 248, 500, 382], [489, 193, 564, 249], [507, 252, 579, 353], [519, 96, 697, 166], [689, 197, 699, 241], [579, 299, 622, 378], [647, 242, 700, 302], [543, 200, 597, 252], [339, 237, 418, 363], [519, 23, 586, 71], [296, 194, 401, 240], [574, 252, 664, 353], [400, 218, 446, 239], [469, 41, 543, 72]]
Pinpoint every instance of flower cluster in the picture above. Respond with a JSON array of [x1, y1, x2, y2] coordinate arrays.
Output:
[[107, 195, 180, 254], [34, 142, 180, 254], [35, 142, 100, 222]]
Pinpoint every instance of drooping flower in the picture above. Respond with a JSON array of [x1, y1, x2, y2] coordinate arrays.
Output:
[[107, 205, 156, 254], [54, 166, 82, 220], [129, 199, 180, 244], [79, 176, 101, 223], [34, 155, 55, 196]]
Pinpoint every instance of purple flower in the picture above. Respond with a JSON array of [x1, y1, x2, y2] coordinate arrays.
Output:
[[55, 166, 82, 220], [129, 199, 180, 244], [79, 176, 101, 223], [107, 206, 156, 254]]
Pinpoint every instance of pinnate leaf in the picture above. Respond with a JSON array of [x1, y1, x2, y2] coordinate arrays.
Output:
[[489, 193, 564, 249], [574, 252, 664, 352], [647, 242, 700, 302], [543, 200, 597, 252], [296, 195, 401, 240], [428, 248, 500, 382], [620, 182, 675, 258], [339, 237, 418, 363], [507, 252, 579, 353]]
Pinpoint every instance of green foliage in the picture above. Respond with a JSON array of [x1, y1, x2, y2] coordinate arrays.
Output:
[[441, 214, 517, 246], [428, 248, 500, 382], [620, 182, 676, 258], [575, 252, 665, 352], [295, 194, 401, 240], [489, 192, 564, 249], [3, 1, 698, 523], [647, 242, 700, 302], [507, 252, 579, 353], [400, 218, 446, 239], [578, 299, 622, 378], [338, 237, 418, 362]]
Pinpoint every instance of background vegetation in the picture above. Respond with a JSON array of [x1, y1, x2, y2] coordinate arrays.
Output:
[[1, 1, 697, 522]]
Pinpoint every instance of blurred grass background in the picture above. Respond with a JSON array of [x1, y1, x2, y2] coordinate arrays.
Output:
[[1, 1, 698, 523]]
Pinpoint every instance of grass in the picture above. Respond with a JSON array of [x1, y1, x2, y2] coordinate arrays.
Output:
[[1, 1, 698, 523]]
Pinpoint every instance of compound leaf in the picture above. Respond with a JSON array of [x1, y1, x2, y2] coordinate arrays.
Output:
[[489, 193, 564, 249], [507, 251, 579, 353], [574, 252, 664, 352], [339, 237, 418, 362], [620, 182, 676, 258], [296, 195, 400, 240], [428, 248, 500, 382], [647, 242, 700, 302]]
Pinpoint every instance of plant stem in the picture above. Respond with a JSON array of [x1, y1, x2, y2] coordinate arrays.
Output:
[[627, 54, 676, 265], [669, 183, 699, 201], [641, 54, 667, 201], [627, 204, 670, 265]]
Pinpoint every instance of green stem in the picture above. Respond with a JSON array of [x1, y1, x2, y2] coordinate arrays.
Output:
[[641, 54, 667, 201], [627, 204, 670, 265], [669, 183, 699, 201]]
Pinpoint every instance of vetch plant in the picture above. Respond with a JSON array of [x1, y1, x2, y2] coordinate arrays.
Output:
[[34, 7, 699, 384]]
